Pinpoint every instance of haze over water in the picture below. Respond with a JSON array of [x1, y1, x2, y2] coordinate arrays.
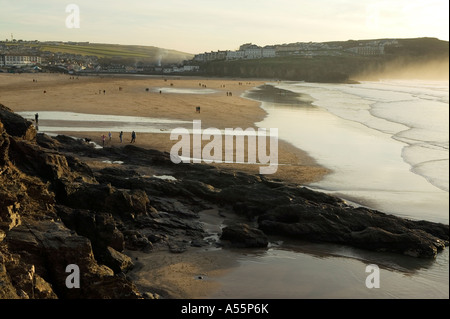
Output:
[[252, 80, 449, 224], [211, 79, 448, 299]]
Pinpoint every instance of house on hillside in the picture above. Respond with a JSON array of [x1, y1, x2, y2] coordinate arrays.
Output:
[[0, 55, 42, 66], [347, 46, 384, 55], [226, 50, 245, 60], [262, 46, 276, 58]]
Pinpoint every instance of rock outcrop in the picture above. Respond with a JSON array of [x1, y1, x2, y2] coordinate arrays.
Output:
[[257, 204, 447, 258], [0, 104, 36, 141], [220, 223, 269, 248], [0, 104, 448, 299], [0, 104, 141, 299]]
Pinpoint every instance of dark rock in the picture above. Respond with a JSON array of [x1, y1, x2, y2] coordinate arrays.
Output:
[[152, 198, 198, 219], [33, 274, 58, 299], [0, 149, 57, 223], [0, 202, 21, 231], [142, 291, 160, 299], [1, 105, 449, 300], [57, 206, 125, 253], [3, 256, 57, 299], [123, 230, 153, 252], [64, 155, 95, 179], [220, 223, 268, 248], [0, 120, 10, 168], [191, 239, 208, 247], [8, 137, 90, 185], [0, 104, 36, 141], [180, 179, 220, 200], [5, 220, 141, 298], [169, 241, 188, 253], [0, 254, 21, 299], [60, 183, 149, 219], [100, 246, 134, 274], [258, 204, 449, 258], [36, 132, 61, 150], [147, 233, 169, 243], [349, 227, 444, 258]]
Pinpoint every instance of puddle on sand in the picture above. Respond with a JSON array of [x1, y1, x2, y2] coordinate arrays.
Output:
[[152, 175, 177, 181], [18, 111, 191, 124], [154, 87, 218, 95], [17, 111, 192, 134], [102, 160, 124, 165]]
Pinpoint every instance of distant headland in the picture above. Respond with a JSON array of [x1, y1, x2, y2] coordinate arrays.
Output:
[[1, 37, 448, 82]]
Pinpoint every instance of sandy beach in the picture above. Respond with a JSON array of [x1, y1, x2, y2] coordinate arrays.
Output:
[[0, 73, 328, 185], [0, 72, 328, 298], [1, 73, 448, 300]]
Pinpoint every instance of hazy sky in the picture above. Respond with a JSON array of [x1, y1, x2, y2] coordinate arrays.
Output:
[[1, 0, 448, 53]]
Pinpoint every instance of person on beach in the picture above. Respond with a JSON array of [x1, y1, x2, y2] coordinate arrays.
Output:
[[119, 131, 123, 143], [131, 131, 136, 143], [102, 134, 106, 148], [108, 132, 112, 142], [34, 113, 39, 125]]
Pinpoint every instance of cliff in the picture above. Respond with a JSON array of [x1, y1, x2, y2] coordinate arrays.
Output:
[[198, 38, 449, 82]]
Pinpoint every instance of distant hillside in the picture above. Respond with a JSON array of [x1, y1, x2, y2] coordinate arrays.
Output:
[[198, 38, 449, 82], [6, 42, 194, 65]]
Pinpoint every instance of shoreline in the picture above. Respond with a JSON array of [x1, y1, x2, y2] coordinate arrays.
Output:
[[2, 73, 447, 300], [257, 80, 449, 224], [0, 73, 331, 299], [0, 72, 329, 186]]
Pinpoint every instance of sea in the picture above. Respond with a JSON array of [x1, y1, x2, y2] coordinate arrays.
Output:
[[209, 79, 449, 299], [17, 78, 449, 299], [254, 80, 449, 224]]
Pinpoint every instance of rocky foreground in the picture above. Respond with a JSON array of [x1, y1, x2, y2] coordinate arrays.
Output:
[[0, 104, 448, 299]]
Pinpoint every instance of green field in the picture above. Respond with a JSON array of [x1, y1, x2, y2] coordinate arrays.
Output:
[[6, 42, 194, 64], [38, 43, 171, 58]]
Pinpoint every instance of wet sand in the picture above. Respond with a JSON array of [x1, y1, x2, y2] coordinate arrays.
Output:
[[0, 72, 329, 299], [0, 73, 328, 184]]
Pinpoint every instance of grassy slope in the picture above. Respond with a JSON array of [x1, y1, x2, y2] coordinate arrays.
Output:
[[6, 42, 194, 64]]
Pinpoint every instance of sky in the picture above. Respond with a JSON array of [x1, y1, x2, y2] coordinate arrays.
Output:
[[0, 0, 448, 54]]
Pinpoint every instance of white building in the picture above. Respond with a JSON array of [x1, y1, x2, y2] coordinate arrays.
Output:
[[194, 44, 275, 62], [183, 65, 200, 72], [0, 55, 42, 66], [244, 48, 262, 59], [226, 50, 245, 60], [262, 47, 276, 58], [193, 53, 206, 62], [347, 46, 384, 55]]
